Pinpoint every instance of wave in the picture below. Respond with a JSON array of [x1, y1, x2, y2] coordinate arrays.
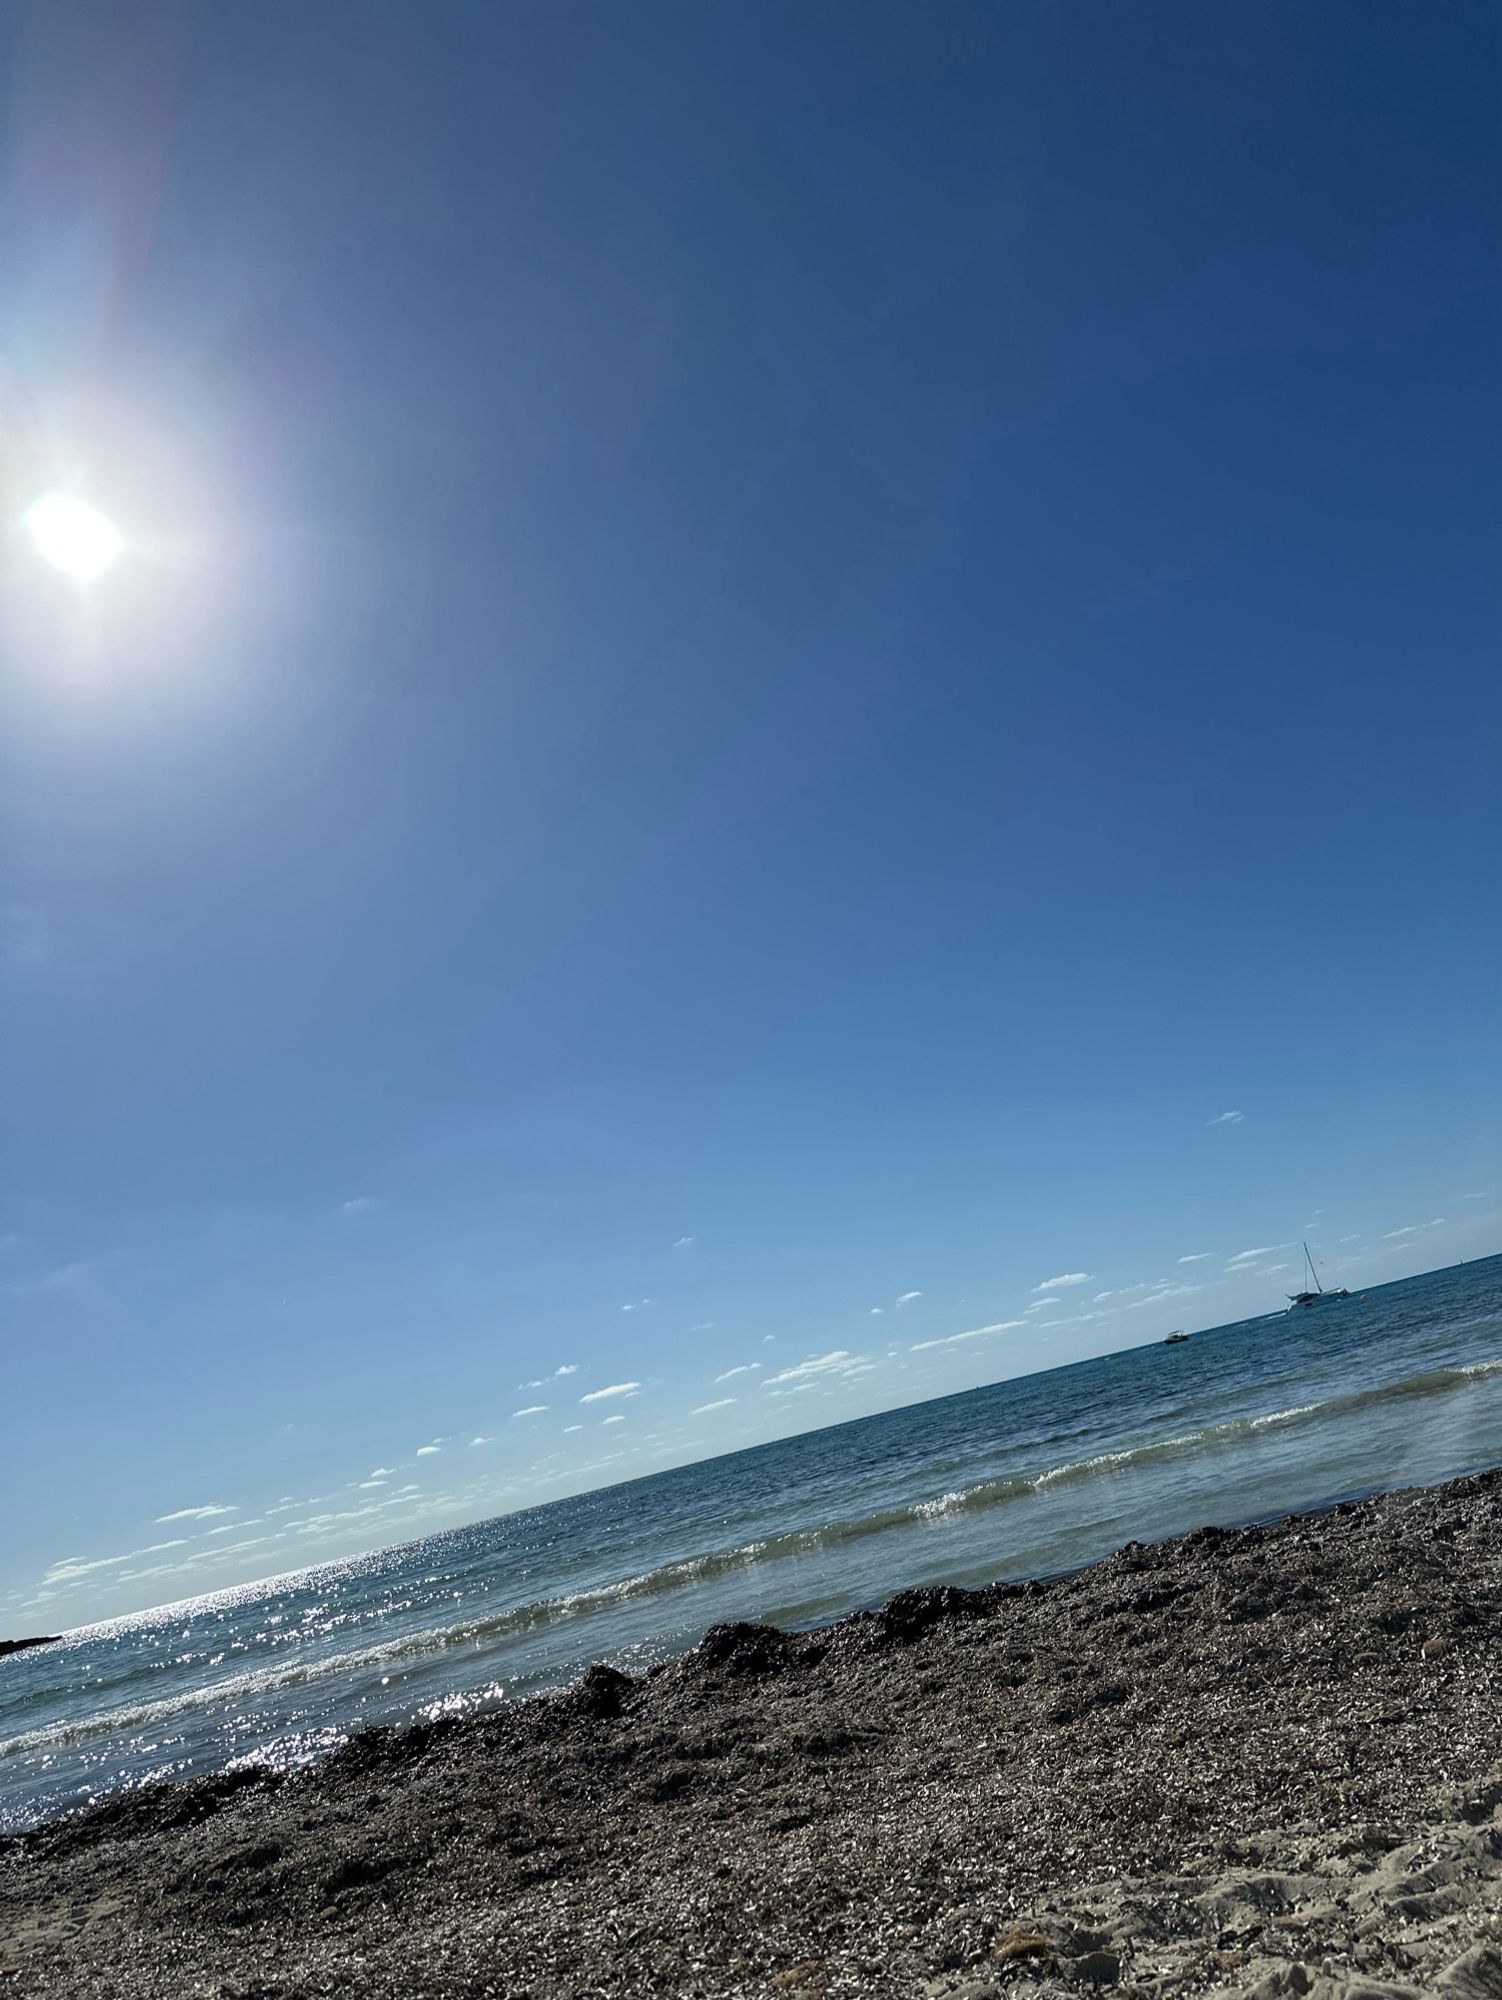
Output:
[[7, 1354, 1499, 1767]]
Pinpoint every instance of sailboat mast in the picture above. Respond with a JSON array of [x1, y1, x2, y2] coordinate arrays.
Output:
[[1303, 1241, 1322, 1295]]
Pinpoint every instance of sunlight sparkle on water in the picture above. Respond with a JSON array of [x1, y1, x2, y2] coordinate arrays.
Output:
[[23, 494, 124, 582]]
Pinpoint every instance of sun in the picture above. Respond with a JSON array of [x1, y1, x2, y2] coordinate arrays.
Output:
[[24, 493, 125, 583]]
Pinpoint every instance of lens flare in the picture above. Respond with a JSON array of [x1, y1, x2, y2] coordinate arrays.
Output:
[[23, 494, 125, 582]]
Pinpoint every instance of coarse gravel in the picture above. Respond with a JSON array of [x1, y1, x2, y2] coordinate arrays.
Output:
[[3, 1469, 1501, 1998]]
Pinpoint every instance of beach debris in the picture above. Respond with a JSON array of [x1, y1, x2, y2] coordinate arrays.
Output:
[[1438, 1943, 1502, 1998], [696, 1620, 796, 1676], [1066, 1947, 1121, 1985], [994, 1929, 1053, 1960]]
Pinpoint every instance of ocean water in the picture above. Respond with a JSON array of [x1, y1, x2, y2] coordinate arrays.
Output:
[[4, 1255, 1501, 1835]]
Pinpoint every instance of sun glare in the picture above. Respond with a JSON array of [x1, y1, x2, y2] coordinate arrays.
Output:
[[24, 493, 125, 582]]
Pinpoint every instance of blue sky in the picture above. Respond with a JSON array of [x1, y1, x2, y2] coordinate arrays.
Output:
[[3, 0, 1498, 1627]]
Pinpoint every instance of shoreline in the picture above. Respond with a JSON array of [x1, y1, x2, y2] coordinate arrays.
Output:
[[4, 1469, 1501, 1996]]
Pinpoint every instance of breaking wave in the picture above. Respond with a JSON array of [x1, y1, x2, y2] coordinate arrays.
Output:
[[6, 1354, 1498, 1769]]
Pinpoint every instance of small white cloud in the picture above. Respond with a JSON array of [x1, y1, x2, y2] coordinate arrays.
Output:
[[763, 1350, 874, 1387], [1207, 1110, 1244, 1126], [672, 1236, 695, 1250], [470, 1436, 491, 1447], [601, 1414, 626, 1426], [1226, 1246, 1279, 1267], [690, 1322, 716, 1333], [416, 1444, 441, 1457], [10, 1258, 102, 1299], [358, 1479, 387, 1489], [554, 1363, 578, 1377], [621, 1298, 653, 1312], [513, 1405, 548, 1417], [692, 1398, 736, 1414], [368, 1467, 394, 1479], [910, 1320, 1024, 1353], [869, 1306, 884, 1316], [339, 1196, 379, 1216], [155, 1503, 236, 1523], [1032, 1272, 1091, 1293], [1024, 1299, 1057, 1314], [1177, 1253, 1211, 1264], [563, 1424, 583, 1433], [580, 1381, 640, 1403], [1126, 1283, 1203, 1308], [895, 1290, 922, 1307], [714, 1363, 761, 1382]]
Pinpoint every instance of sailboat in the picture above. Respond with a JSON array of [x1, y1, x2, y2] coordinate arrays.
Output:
[[1286, 1241, 1350, 1310]]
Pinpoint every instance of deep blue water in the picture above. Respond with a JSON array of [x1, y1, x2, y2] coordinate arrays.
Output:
[[3, 1255, 1500, 1833]]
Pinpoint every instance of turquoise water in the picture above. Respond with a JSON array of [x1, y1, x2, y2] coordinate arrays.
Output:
[[3, 1255, 1500, 1834]]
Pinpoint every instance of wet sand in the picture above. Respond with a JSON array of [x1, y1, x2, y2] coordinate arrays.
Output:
[[3, 1469, 1501, 1997]]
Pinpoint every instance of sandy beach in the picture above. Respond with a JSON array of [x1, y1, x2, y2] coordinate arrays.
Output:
[[3, 1469, 1500, 1998]]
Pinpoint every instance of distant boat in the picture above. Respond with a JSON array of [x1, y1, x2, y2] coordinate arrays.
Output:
[[1162, 1330, 1189, 1345], [1287, 1241, 1350, 1310]]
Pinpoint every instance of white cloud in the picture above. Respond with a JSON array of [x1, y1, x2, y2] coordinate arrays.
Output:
[[601, 1414, 626, 1426], [895, 1290, 922, 1307], [10, 1258, 102, 1299], [1382, 1218, 1446, 1240], [692, 1398, 736, 1414], [155, 1503, 236, 1523], [869, 1306, 884, 1316], [1024, 1299, 1057, 1314], [673, 1236, 695, 1250], [1207, 1110, 1244, 1126], [469, 1436, 491, 1447], [1226, 1246, 1279, 1267], [1126, 1283, 1203, 1308], [579, 1381, 640, 1403], [691, 1322, 716, 1333], [358, 1478, 387, 1489], [910, 1319, 1024, 1353], [621, 1299, 653, 1312], [416, 1444, 441, 1457], [1032, 1272, 1091, 1293], [714, 1363, 761, 1382], [43, 1553, 133, 1583], [563, 1424, 583, 1433], [1177, 1253, 1210, 1264], [513, 1405, 548, 1417], [368, 1467, 394, 1479], [339, 1196, 379, 1216], [554, 1363, 578, 1377], [763, 1350, 874, 1387]]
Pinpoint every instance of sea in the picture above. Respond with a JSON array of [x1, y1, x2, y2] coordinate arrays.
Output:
[[4, 1254, 1500, 1835]]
